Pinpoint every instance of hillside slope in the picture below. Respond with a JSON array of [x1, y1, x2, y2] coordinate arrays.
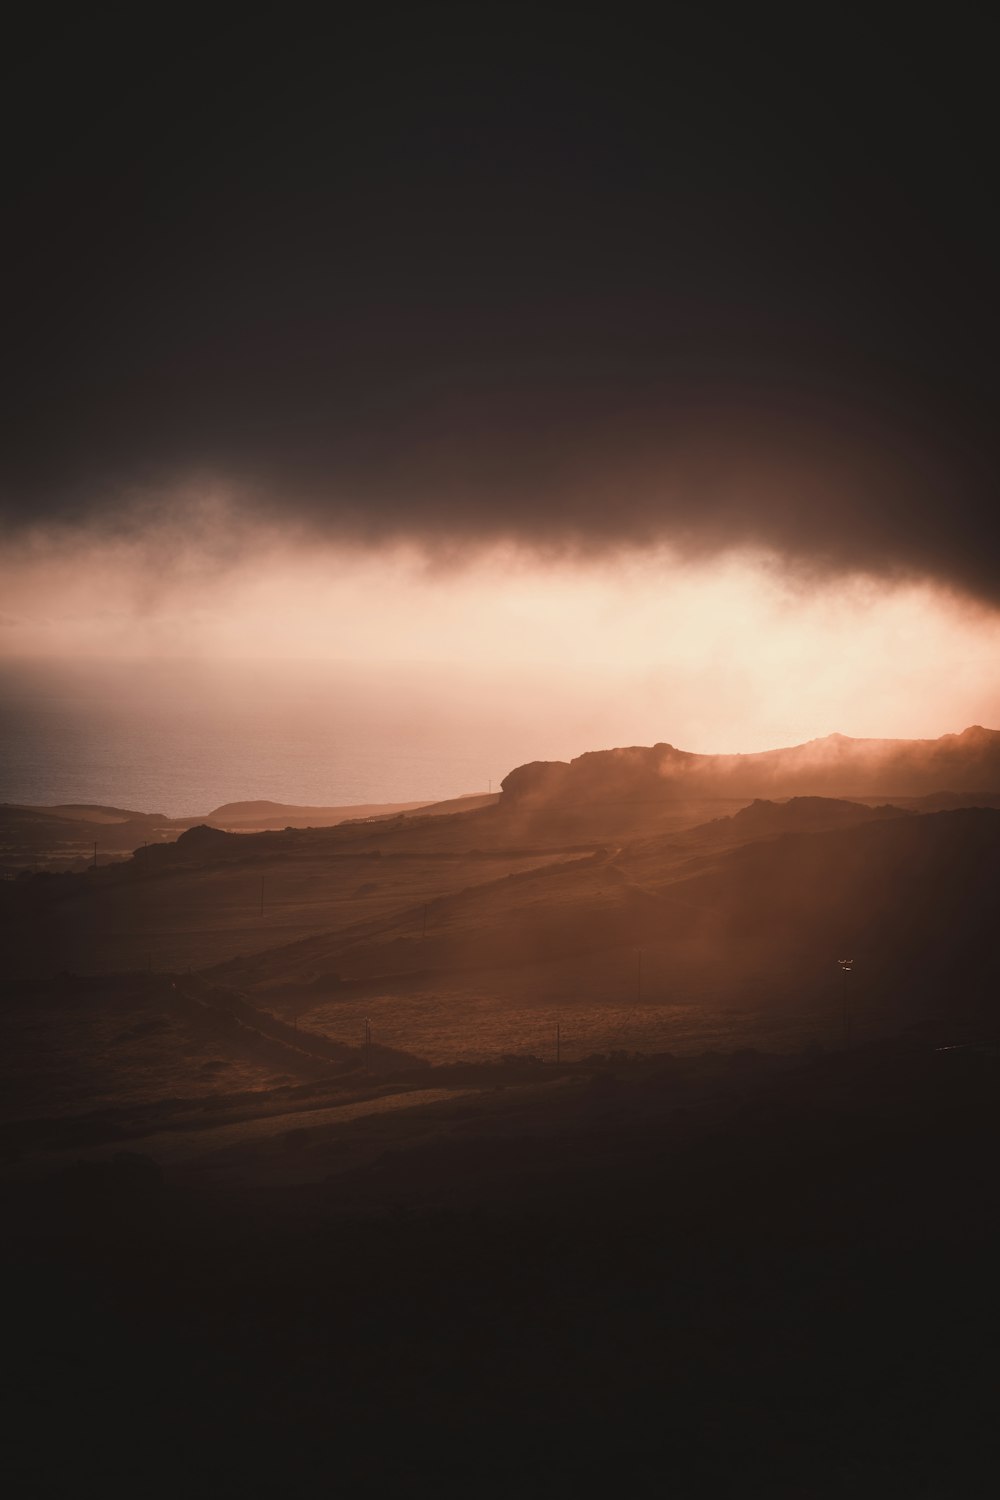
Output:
[[502, 725, 1000, 806], [210, 807, 1000, 1060]]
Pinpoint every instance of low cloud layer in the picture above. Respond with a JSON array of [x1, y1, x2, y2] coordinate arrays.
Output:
[[2, 507, 998, 754], [2, 387, 995, 607], [3, 14, 998, 601]]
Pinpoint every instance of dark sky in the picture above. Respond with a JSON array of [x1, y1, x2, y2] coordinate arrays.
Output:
[[4, 11, 998, 596]]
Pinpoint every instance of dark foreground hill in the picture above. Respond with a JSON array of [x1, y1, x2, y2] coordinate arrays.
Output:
[[5, 1038, 999, 1497]]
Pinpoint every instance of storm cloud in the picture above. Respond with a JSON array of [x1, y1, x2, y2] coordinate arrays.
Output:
[[3, 13, 997, 598]]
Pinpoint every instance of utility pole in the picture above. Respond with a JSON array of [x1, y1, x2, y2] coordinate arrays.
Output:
[[838, 958, 854, 1049]]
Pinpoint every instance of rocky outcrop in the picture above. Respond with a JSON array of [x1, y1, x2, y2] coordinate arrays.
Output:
[[501, 727, 1000, 806]]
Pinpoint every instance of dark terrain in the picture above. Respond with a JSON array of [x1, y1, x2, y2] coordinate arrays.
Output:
[[6, 1041, 999, 1497], [3, 728, 1000, 1496]]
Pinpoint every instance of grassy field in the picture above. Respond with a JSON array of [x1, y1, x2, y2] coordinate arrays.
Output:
[[3, 794, 995, 1182], [4, 790, 998, 1498], [0, 847, 567, 976]]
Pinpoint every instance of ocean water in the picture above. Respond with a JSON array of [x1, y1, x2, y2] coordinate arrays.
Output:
[[0, 658, 642, 816]]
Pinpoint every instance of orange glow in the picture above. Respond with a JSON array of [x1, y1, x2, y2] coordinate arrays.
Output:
[[2, 493, 998, 754]]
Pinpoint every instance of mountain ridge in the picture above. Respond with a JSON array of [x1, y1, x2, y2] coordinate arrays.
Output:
[[502, 725, 1000, 804]]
